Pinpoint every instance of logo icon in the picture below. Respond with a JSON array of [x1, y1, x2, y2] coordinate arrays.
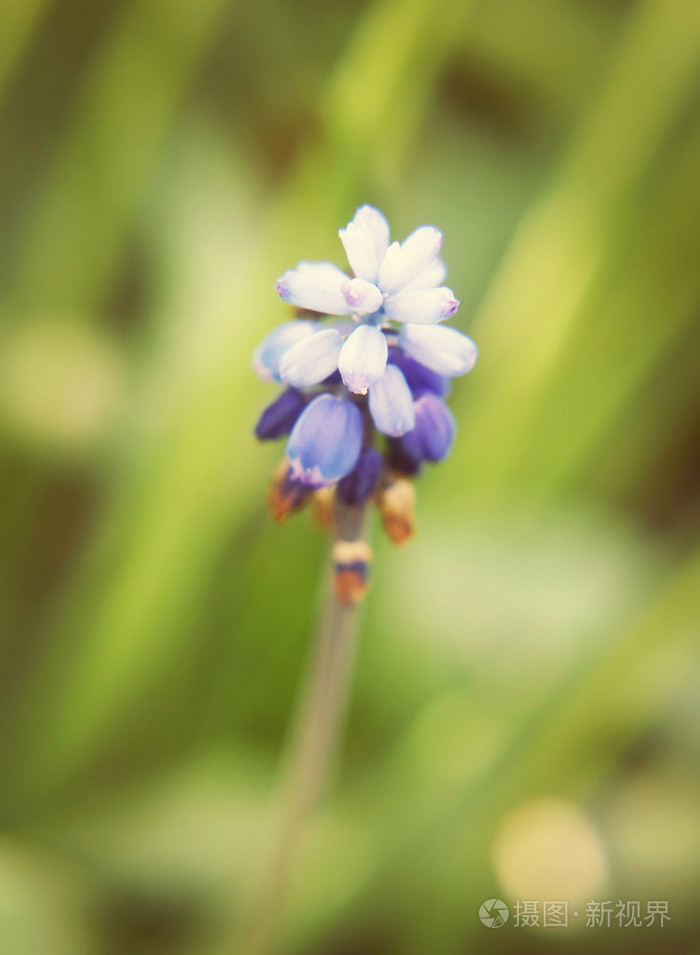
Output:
[[479, 899, 510, 928]]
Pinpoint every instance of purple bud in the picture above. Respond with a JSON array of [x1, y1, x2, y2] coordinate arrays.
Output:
[[388, 393, 455, 470], [412, 392, 456, 462], [337, 448, 383, 506], [387, 347, 448, 397], [255, 389, 306, 440]]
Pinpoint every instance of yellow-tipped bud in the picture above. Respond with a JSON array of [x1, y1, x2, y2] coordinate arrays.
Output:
[[377, 475, 416, 545]]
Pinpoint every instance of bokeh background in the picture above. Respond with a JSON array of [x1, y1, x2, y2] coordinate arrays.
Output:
[[1, 0, 700, 952]]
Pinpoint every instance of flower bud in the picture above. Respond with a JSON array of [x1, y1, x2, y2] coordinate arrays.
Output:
[[267, 461, 313, 522], [337, 448, 383, 506], [286, 393, 363, 487], [254, 388, 306, 440], [377, 475, 416, 545]]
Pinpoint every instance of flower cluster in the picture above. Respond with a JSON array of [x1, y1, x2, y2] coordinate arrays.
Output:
[[253, 205, 478, 543]]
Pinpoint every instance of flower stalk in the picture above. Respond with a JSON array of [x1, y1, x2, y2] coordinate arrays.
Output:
[[236, 499, 370, 955]]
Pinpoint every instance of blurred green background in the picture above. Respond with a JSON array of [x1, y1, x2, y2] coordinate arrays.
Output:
[[1, 0, 699, 952]]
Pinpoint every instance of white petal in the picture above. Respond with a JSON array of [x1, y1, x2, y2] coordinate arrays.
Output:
[[384, 286, 459, 324], [343, 278, 383, 315], [279, 328, 343, 387], [338, 324, 388, 395], [339, 205, 390, 282], [252, 320, 318, 382], [368, 364, 415, 436], [399, 323, 478, 377], [276, 261, 351, 315], [377, 226, 442, 294], [404, 256, 448, 291]]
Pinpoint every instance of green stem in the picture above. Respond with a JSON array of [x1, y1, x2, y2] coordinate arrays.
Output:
[[235, 501, 368, 955]]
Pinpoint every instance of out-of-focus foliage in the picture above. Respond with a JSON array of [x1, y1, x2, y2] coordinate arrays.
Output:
[[1, 0, 699, 952]]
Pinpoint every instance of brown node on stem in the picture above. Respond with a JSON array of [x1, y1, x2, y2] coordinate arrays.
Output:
[[332, 539, 373, 606]]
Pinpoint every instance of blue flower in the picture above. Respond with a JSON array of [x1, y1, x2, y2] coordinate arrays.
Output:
[[286, 393, 364, 488], [253, 205, 477, 437], [391, 391, 456, 469]]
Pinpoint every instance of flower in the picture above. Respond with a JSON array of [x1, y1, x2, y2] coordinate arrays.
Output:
[[286, 393, 364, 487], [253, 204, 478, 513], [254, 205, 477, 435], [390, 391, 456, 467], [254, 388, 307, 440]]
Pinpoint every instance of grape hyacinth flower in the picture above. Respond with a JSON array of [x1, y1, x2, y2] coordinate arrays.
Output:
[[243, 209, 480, 950], [253, 204, 478, 603]]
